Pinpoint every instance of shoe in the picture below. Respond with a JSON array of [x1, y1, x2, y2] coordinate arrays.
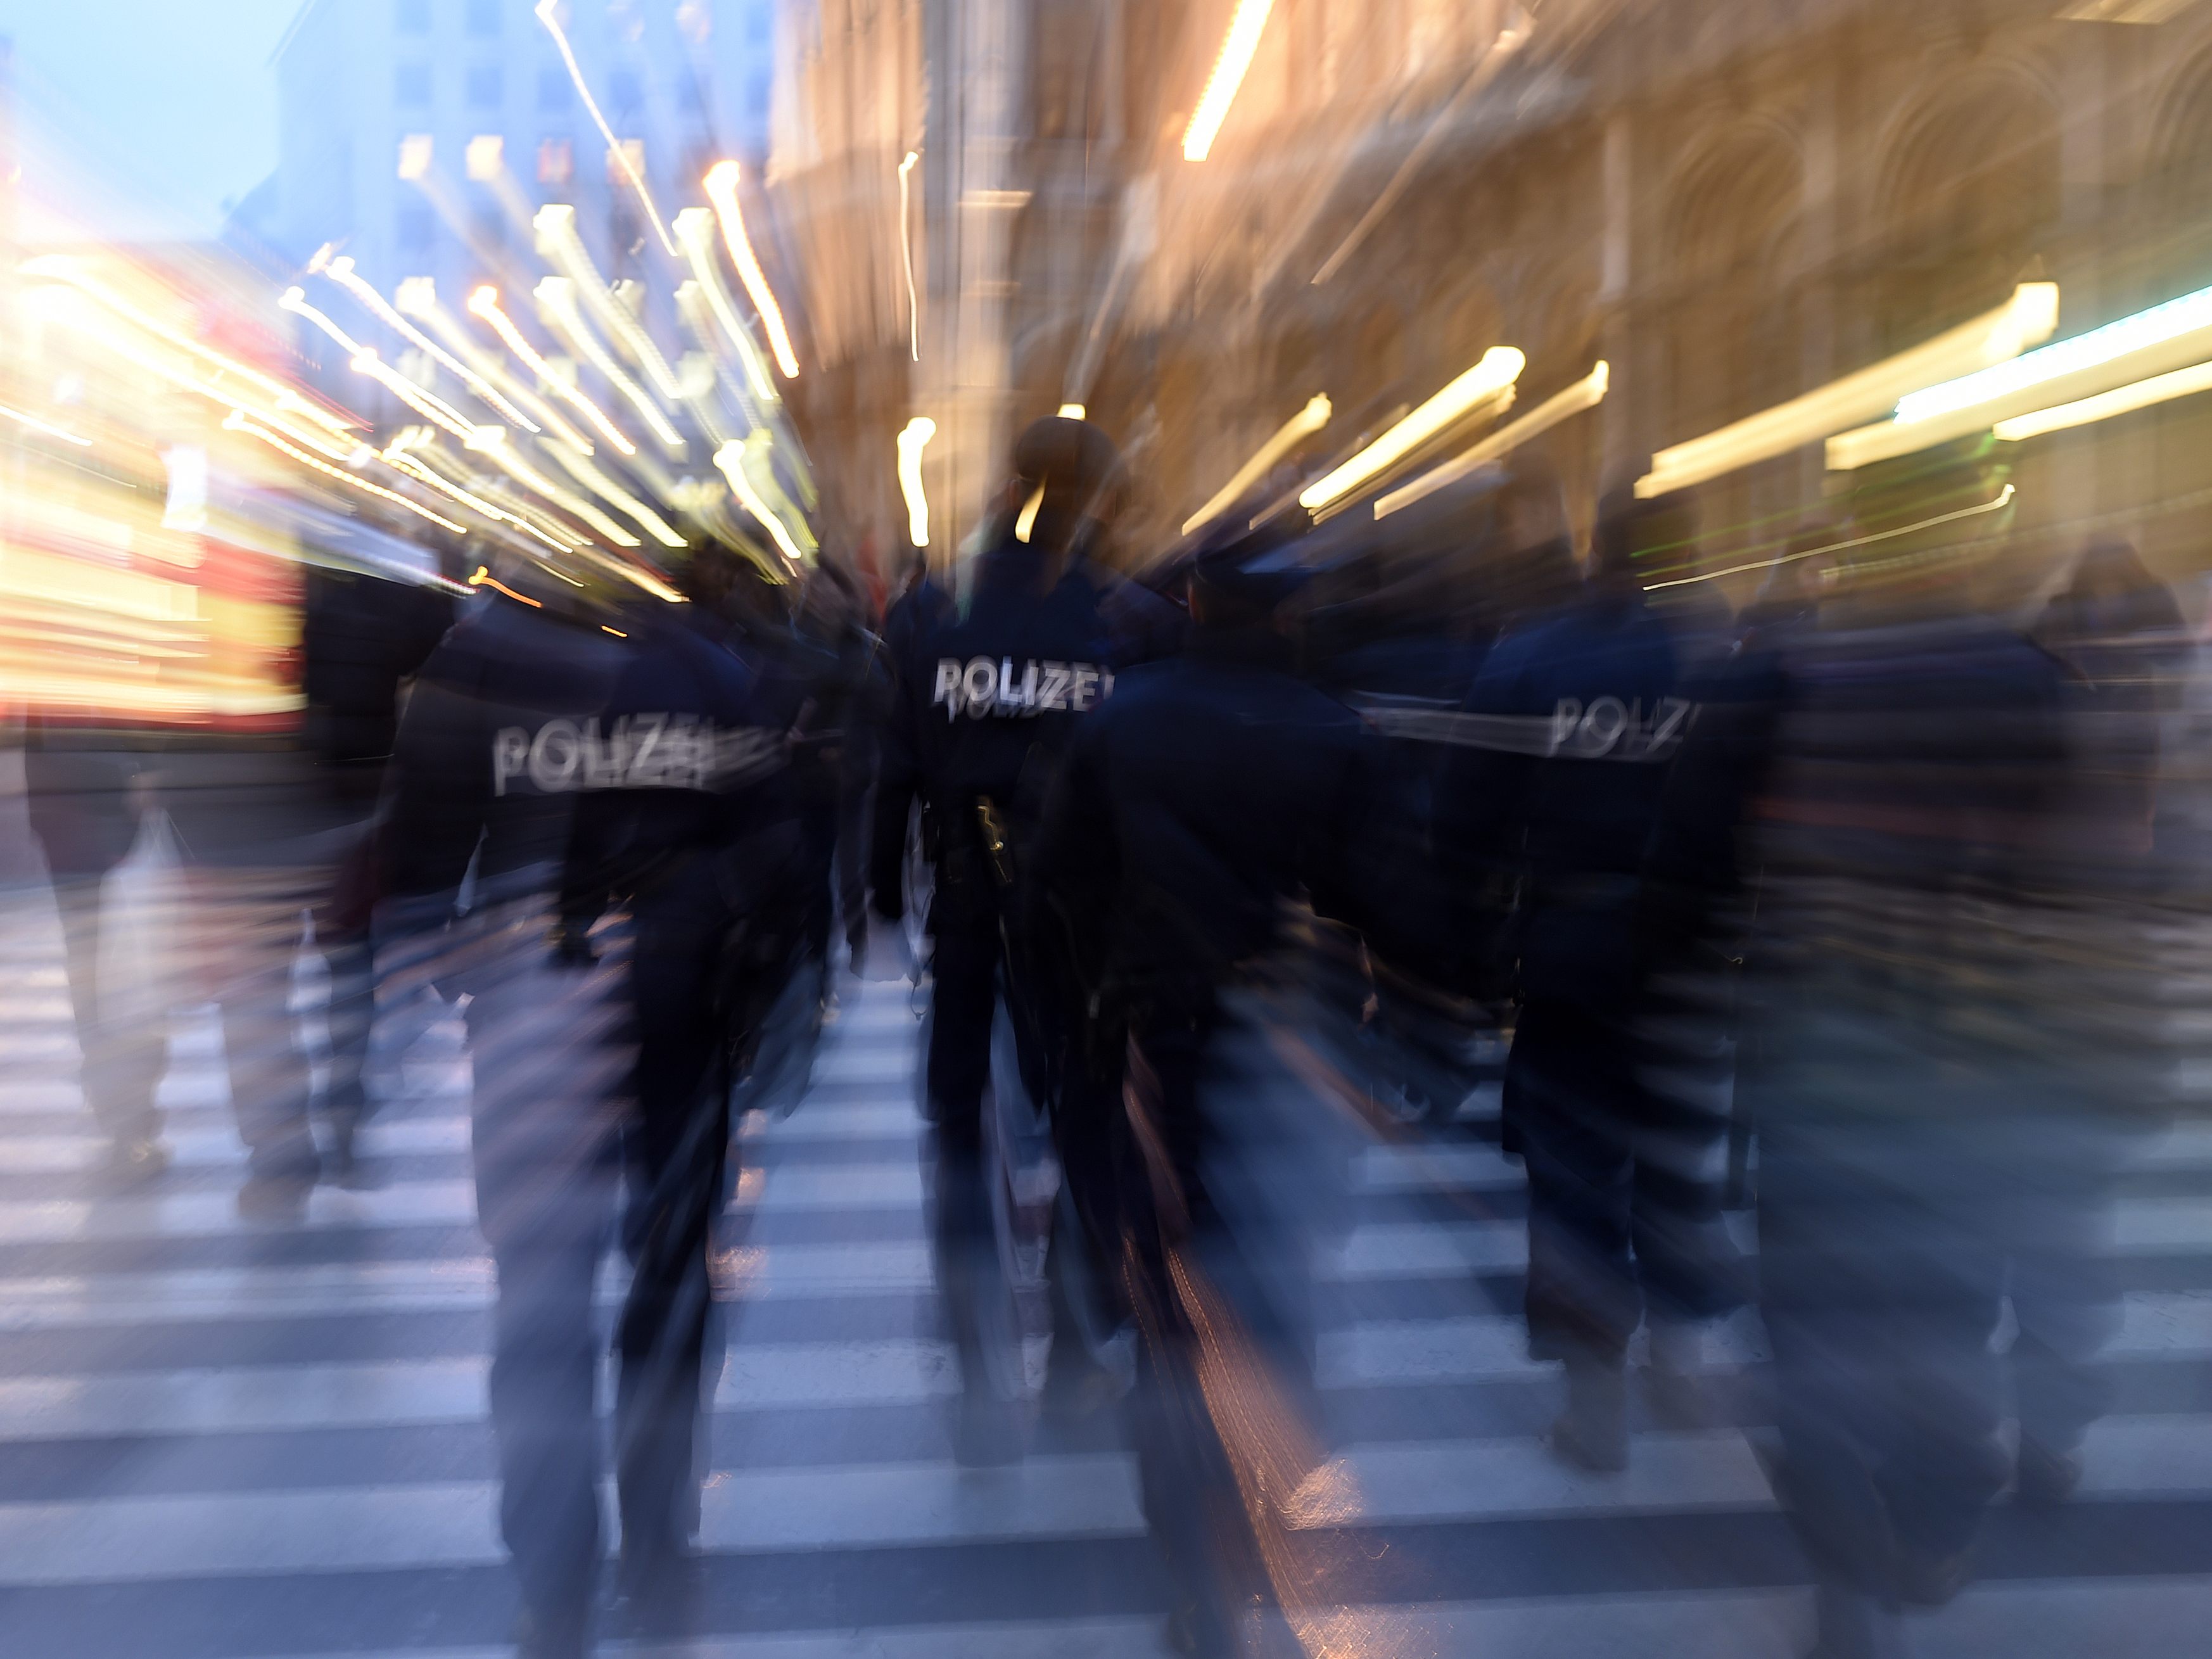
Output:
[[234, 1171, 314, 1224], [102, 1135, 171, 1185], [512, 1603, 590, 1659], [2014, 1433, 2085, 1508], [951, 1388, 1024, 1468], [1548, 1354, 1629, 1473]]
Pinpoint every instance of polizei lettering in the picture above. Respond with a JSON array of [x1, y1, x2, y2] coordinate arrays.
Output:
[[932, 657, 1115, 721], [491, 715, 786, 795]]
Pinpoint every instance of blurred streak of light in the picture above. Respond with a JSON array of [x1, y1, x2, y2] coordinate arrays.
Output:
[[898, 150, 921, 362], [604, 625, 628, 637], [715, 440, 804, 566], [1898, 280, 2212, 426], [382, 442, 578, 554], [1644, 482, 2015, 592], [44, 294, 355, 462], [400, 279, 600, 455], [1014, 482, 1046, 543], [465, 426, 645, 548], [675, 211, 780, 405], [535, 276, 688, 454], [896, 416, 937, 547], [1310, 13, 1529, 286], [704, 162, 801, 379], [25, 257, 363, 439], [279, 284, 365, 355], [1300, 348, 1524, 512], [535, 205, 685, 400], [469, 286, 639, 456], [541, 441, 689, 547], [1057, 403, 1086, 419], [1378, 361, 1608, 519], [532, 0, 678, 257], [220, 412, 465, 535], [1640, 282, 2059, 496], [1993, 357, 2212, 441], [671, 288, 755, 441], [351, 350, 481, 443], [468, 564, 544, 607], [1182, 0, 1276, 162], [1834, 280, 2212, 469], [0, 402, 93, 447], [1183, 393, 1332, 535], [739, 430, 817, 550], [322, 258, 539, 431]]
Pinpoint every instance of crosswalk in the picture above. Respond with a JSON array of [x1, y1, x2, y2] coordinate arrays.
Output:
[[6, 883, 2212, 1656]]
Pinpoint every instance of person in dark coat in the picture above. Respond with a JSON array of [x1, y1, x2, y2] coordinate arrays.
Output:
[[1435, 485, 1742, 1473], [1033, 536, 1381, 1657], [869, 416, 1124, 1462]]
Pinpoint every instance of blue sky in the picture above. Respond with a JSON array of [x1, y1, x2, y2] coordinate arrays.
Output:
[[0, 0, 303, 241]]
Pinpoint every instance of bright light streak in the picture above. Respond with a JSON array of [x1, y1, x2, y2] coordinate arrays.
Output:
[[1637, 283, 2058, 497], [897, 416, 937, 547], [352, 349, 481, 442], [715, 440, 805, 566], [1057, 403, 1086, 419], [1299, 347, 1524, 512], [1183, 0, 1276, 162], [324, 260, 539, 431], [280, 284, 364, 355], [532, 0, 678, 256], [1378, 362, 1608, 519], [466, 426, 644, 547], [400, 280, 599, 455], [704, 162, 801, 379], [1993, 357, 2212, 441], [383, 442, 576, 552], [1898, 281, 2212, 425], [0, 403, 92, 447], [222, 411, 465, 534], [674, 210, 779, 404], [469, 286, 639, 456], [1643, 483, 2014, 592], [898, 150, 921, 362], [534, 205, 685, 401], [29, 258, 360, 437], [542, 441, 689, 547], [536, 277, 687, 454], [469, 564, 545, 607], [1014, 481, 1047, 544], [1183, 393, 1332, 534]]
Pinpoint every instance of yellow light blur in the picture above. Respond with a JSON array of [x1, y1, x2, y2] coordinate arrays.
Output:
[[542, 442, 689, 547], [535, 277, 687, 454], [898, 150, 922, 363], [1299, 348, 1524, 512], [673, 211, 780, 404], [1014, 481, 1047, 545], [383, 441, 576, 552], [222, 411, 465, 534], [398, 278, 598, 454], [1992, 358, 2212, 442], [1183, 393, 1332, 535], [704, 162, 801, 379], [1057, 403, 1086, 419], [326, 260, 540, 431], [351, 349, 481, 443], [466, 426, 644, 547], [469, 286, 639, 456], [466, 134, 505, 182], [1183, 0, 1276, 162], [897, 416, 937, 548], [398, 134, 434, 180], [0, 402, 92, 447], [1378, 361, 1608, 520], [1640, 282, 2059, 495], [534, 205, 685, 401], [714, 440, 805, 566], [533, 0, 678, 256]]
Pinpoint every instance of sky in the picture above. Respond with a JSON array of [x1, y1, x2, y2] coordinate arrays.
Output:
[[0, 0, 304, 242]]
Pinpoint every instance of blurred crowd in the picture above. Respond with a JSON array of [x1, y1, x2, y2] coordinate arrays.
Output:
[[16, 394, 2208, 1659]]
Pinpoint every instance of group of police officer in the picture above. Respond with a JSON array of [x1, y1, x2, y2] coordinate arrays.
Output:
[[350, 400, 2189, 1659]]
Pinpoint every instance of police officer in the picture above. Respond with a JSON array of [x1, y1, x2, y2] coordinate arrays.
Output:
[[869, 415, 1122, 1462], [1034, 533, 1380, 1656], [1435, 485, 1742, 1474]]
